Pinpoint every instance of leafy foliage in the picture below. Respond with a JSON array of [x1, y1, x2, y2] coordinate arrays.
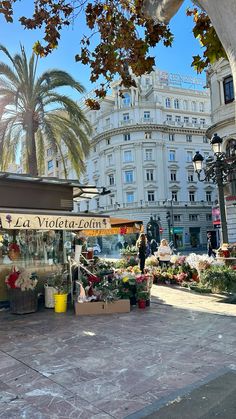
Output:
[[200, 265, 236, 293], [0, 1, 228, 108], [187, 7, 227, 73], [0, 44, 91, 175]]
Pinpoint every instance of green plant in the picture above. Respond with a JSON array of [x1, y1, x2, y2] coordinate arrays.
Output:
[[49, 270, 69, 294], [200, 266, 236, 293], [136, 290, 150, 301]]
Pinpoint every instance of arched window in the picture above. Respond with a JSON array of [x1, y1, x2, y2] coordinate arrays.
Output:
[[123, 93, 131, 106], [191, 101, 197, 111], [174, 99, 180, 109], [183, 100, 188, 110], [165, 97, 171, 108], [199, 102, 204, 112]]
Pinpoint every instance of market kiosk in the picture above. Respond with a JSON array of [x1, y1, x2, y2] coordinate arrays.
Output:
[[0, 173, 111, 303]]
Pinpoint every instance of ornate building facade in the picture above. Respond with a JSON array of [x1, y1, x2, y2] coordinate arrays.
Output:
[[79, 70, 216, 249], [207, 59, 236, 243]]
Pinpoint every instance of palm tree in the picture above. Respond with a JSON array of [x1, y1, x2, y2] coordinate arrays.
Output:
[[0, 45, 91, 177]]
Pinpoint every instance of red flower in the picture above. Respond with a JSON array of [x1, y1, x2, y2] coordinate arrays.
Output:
[[5, 270, 20, 289]]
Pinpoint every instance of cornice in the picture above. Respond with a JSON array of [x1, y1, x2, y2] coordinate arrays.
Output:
[[92, 124, 207, 143], [206, 117, 236, 138]]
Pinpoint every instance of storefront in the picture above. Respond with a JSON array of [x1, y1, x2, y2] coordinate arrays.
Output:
[[0, 173, 111, 302]]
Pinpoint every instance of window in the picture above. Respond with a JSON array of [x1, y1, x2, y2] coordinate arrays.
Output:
[[206, 191, 212, 202], [145, 149, 153, 160], [189, 190, 195, 202], [108, 174, 115, 186], [105, 117, 110, 125], [123, 113, 130, 121], [203, 136, 208, 144], [169, 133, 175, 142], [106, 138, 110, 145], [188, 171, 194, 182], [174, 214, 181, 222], [175, 116, 181, 123], [206, 214, 212, 221], [186, 134, 192, 142], [145, 132, 152, 139], [183, 100, 188, 110], [144, 111, 150, 120], [47, 148, 53, 157], [147, 190, 155, 202], [107, 154, 113, 166], [199, 102, 204, 112], [166, 114, 172, 121], [123, 93, 131, 106], [123, 133, 130, 141], [169, 150, 176, 161], [96, 198, 100, 209], [126, 192, 134, 203], [77, 203, 80, 212], [170, 170, 176, 181], [192, 118, 197, 125], [184, 116, 189, 124], [191, 101, 197, 111], [94, 160, 98, 171], [223, 75, 234, 104], [166, 98, 171, 108], [226, 139, 236, 158], [123, 150, 133, 162], [200, 118, 206, 126], [189, 214, 198, 221], [172, 191, 178, 201], [124, 170, 134, 183], [174, 99, 180, 109], [109, 195, 114, 206], [186, 151, 193, 162], [48, 160, 53, 170], [146, 169, 154, 181]]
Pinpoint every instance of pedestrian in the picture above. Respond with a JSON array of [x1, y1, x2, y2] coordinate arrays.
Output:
[[207, 233, 216, 257], [150, 239, 158, 255], [136, 233, 148, 273], [156, 239, 172, 268]]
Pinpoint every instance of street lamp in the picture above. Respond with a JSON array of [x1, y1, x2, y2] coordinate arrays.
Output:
[[192, 133, 236, 244]]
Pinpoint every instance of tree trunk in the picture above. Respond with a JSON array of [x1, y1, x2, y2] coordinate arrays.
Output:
[[25, 110, 38, 176]]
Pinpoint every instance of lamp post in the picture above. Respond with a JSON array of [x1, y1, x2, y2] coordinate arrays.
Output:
[[192, 133, 236, 244]]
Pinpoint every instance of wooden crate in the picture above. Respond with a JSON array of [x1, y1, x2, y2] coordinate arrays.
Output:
[[74, 299, 130, 316]]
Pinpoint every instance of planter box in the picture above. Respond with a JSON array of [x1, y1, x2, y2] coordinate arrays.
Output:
[[8, 289, 38, 314], [74, 299, 130, 316]]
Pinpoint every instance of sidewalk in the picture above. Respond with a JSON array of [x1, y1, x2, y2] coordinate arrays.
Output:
[[0, 285, 235, 418]]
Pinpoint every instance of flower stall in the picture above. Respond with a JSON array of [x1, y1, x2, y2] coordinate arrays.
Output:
[[0, 173, 111, 311]]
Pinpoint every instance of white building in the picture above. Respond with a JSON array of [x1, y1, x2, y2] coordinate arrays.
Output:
[[207, 59, 236, 243], [80, 69, 216, 249]]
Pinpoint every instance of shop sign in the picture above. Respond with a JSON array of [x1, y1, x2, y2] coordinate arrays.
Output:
[[0, 213, 111, 231], [172, 227, 183, 233], [212, 207, 221, 226]]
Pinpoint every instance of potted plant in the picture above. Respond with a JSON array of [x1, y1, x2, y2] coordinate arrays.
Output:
[[5, 267, 38, 314], [53, 270, 69, 313], [136, 290, 149, 309]]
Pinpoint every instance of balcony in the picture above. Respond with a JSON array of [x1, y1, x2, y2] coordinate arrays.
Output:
[[141, 118, 154, 123], [120, 119, 133, 126]]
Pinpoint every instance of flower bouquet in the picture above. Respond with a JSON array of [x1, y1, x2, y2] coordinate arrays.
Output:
[[5, 267, 38, 314]]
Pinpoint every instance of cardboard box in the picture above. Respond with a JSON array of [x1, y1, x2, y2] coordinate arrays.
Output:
[[74, 299, 130, 316]]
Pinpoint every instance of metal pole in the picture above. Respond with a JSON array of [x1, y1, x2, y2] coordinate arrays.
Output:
[[170, 200, 174, 243], [216, 160, 228, 243]]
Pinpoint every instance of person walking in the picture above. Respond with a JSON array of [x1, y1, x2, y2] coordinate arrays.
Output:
[[156, 239, 172, 268], [136, 233, 148, 273], [207, 233, 216, 257]]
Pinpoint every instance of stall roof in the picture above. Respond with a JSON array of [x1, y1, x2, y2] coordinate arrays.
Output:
[[0, 172, 101, 201]]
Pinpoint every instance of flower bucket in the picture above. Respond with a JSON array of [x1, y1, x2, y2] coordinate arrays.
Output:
[[138, 299, 146, 309], [8, 289, 38, 314], [54, 294, 67, 313], [44, 285, 58, 308]]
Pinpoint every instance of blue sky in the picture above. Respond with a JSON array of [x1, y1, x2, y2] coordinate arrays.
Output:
[[0, 1, 205, 97]]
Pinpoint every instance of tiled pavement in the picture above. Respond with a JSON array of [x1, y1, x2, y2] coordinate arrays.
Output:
[[0, 285, 235, 418]]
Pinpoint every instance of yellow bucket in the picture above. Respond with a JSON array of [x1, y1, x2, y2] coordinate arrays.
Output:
[[54, 294, 67, 313]]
